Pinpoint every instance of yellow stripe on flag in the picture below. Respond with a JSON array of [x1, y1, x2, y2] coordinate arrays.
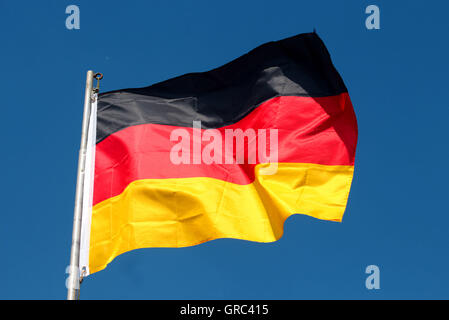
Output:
[[89, 163, 354, 274]]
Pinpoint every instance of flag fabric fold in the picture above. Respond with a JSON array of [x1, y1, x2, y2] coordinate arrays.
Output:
[[80, 32, 358, 275]]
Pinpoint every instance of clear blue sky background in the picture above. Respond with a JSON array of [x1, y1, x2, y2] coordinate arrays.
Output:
[[0, 0, 448, 299]]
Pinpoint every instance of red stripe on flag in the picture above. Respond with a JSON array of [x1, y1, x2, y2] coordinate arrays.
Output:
[[93, 93, 357, 206]]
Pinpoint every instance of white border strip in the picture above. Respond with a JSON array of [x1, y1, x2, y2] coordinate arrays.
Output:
[[79, 94, 97, 277]]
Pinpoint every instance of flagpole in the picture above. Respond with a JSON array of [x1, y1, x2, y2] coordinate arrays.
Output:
[[67, 70, 94, 300]]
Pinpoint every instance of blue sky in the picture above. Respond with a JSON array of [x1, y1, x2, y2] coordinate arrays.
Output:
[[0, 0, 448, 299]]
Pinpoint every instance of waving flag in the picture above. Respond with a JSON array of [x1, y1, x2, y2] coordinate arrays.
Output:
[[79, 32, 358, 275]]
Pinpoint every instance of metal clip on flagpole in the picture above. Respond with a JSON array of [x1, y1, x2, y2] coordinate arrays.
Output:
[[93, 73, 103, 94], [67, 70, 102, 300]]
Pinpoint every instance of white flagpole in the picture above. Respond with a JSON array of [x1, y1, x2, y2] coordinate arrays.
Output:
[[67, 70, 95, 300]]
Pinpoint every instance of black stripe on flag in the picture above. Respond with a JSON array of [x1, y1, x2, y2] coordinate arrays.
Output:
[[97, 33, 347, 144]]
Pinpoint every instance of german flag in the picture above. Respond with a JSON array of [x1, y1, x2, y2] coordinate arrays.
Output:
[[80, 32, 358, 275]]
